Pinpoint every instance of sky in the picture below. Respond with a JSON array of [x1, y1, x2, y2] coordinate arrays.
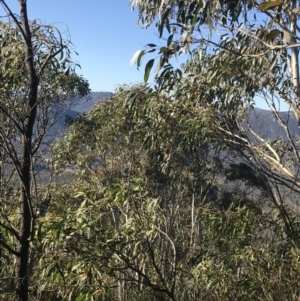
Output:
[[12, 0, 160, 93], [0, 1, 289, 110]]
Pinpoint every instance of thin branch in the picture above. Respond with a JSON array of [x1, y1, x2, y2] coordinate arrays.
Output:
[[39, 25, 65, 78], [0, 0, 26, 39], [0, 239, 20, 257], [0, 104, 24, 134], [0, 220, 21, 242]]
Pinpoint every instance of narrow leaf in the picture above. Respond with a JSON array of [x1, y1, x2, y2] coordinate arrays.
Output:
[[130, 50, 143, 66], [64, 67, 70, 76], [162, 8, 171, 24], [192, 4, 202, 27], [248, 0, 254, 9], [75, 295, 86, 301], [167, 34, 173, 47], [166, 18, 170, 33], [144, 59, 154, 83], [146, 43, 157, 47], [188, 1, 197, 14], [137, 50, 145, 69], [258, 0, 283, 11]]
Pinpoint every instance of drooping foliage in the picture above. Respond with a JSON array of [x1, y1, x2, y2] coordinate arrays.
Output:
[[29, 85, 300, 301], [130, 0, 300, 235]]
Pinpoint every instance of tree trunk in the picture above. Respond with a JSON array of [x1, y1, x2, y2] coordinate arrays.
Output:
[[15, 143, 33, 301], [14, 1, 39, 300]]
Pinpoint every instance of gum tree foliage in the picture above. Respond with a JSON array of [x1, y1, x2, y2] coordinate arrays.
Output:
[[129, 0, 300, 240], [25, 0, 300, 299], [0, 1, 89, 301], [48, 84, 221, 300], [130, 0, 299, 108], [48, 85, 300, 301]]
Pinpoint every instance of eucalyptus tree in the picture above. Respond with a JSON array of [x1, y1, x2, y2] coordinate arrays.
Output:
[[49, 84, 300, 301], [49, 84, 222, 300], [130, 0, 300, 113], [0, 1, 89, 301], [129, 0, 300, 241], [129, 0, 300, 133]]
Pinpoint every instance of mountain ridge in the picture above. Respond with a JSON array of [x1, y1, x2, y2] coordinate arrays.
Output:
[[49, 92, 300, 141]]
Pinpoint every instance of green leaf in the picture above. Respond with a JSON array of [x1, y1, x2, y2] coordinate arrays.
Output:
[[167, 34, 173, 47], [166, 20, 170, 33], [159, 47, 168, 54], [248, 0, 254, 9], [162, 8, 171, 25], [64, 67, 70, 76], [258, 0, 283, 11], [144, 59, 154, 83], [159, 8, 172, 37], [146, 43, 157, 47], [192, 4, 202, 27], [75, 295, 86, 301], [266, 29, 281, 41], [188, 1, 197, 14]]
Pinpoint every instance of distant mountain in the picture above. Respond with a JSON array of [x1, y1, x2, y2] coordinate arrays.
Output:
[[46, 95, 300, 143], [69, 91, 112, 114], [247, 108, 299, 140], [46, 91, 112, 140], [37, 100, 300, 180]]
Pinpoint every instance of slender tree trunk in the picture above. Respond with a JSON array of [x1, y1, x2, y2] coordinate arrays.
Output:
[[290, 0, 300, 126], [15, 144, 33, 301], [14, 1, 39, 300]]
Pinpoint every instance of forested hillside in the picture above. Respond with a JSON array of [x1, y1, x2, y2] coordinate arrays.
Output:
[[2, 1, 300, 301]]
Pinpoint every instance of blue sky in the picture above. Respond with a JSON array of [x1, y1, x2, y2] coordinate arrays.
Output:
[[1, 1, 289, 110], [21, 0, 159, 93]]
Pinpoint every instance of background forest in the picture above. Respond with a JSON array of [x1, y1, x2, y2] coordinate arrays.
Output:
[[2, 0, 300, 301]]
